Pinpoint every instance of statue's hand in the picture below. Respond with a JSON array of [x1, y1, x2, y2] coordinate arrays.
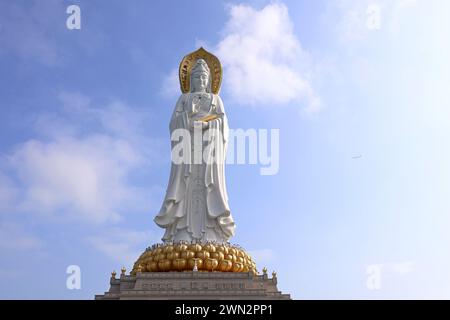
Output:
[[191, 120, 209, 130], [191, 120, 199, 130]]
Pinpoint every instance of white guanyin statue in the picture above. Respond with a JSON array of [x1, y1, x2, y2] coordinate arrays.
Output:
[[154, 48, 235, 243]]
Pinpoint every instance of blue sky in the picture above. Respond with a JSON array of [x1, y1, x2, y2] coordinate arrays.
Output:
[[1, 0, 450, 299]]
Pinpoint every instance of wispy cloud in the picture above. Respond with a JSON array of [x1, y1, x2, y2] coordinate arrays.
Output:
[[1, 92, 160, 224], [161, 3, 320, 113], [86, 227, 156, 267], [215, 3, 320, 112]]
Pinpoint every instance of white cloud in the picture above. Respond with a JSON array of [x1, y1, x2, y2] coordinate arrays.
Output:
[[215, 3, 320, 111], [11, 137, 126, 223], [86, 228, 155, 267], [161, 3, 320, 112], [2, 92, 159, 224]]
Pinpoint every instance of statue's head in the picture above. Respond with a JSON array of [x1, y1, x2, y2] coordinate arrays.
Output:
[[190, 59, 211, 93]]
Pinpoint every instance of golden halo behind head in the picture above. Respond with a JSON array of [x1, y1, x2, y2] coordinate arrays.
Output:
[[179, 47, 222, 94]]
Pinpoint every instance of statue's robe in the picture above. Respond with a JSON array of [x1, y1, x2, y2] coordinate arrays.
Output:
[[154, 93, 235, 242]]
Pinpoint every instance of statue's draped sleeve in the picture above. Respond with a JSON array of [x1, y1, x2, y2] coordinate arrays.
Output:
[[154, 94, 189, 227], [204, 95, 235, 238]]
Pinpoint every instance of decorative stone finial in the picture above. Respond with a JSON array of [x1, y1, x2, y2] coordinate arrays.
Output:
[[272, 271, 277, 278], [121, 267, 126, 275], [193, 259, 198, 272], [262, 267, 268, 275], [111, 270, 116, 279]]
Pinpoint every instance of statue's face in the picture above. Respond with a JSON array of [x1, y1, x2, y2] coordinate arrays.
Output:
[[192, 71, 209, 92]]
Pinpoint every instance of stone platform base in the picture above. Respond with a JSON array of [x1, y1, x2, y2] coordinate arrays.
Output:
[[95, 271, 290, 300]]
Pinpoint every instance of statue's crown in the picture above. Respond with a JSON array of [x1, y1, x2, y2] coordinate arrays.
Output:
[[179, 48, 222, 94], [191, 59, 210, 75]]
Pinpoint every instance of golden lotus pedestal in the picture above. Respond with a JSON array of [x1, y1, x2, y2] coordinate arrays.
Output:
[[131, 243, 258, 274], [95, 243, 290, 300]]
